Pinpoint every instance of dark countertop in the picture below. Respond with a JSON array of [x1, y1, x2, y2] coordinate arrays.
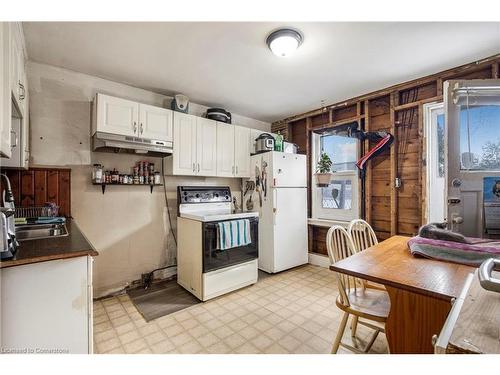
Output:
[[0, 219, 98, 269]]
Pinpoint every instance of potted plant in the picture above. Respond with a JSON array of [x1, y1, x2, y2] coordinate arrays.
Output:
[[315, 152, 333, 187]]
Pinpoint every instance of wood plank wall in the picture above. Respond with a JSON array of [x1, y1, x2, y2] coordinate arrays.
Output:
[[271, 54, 500, 254], [0, 168, 71, 217]]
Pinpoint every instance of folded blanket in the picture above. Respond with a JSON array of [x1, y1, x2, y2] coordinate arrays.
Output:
[[217, 219, 251, 250], [408, 235, 500, 267]]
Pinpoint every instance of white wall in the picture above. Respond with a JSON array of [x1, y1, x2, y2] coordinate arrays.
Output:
[[27, 61, 270, 297]]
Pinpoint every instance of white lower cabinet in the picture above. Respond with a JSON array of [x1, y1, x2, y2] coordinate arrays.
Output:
[[0, 256, 94, 354]]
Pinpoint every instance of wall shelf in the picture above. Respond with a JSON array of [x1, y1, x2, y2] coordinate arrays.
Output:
[[92, 183, 163, 194]]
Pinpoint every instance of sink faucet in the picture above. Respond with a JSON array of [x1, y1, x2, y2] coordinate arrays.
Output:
[[1, 174, 18, 253]]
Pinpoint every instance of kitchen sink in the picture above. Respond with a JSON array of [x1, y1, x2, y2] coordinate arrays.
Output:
[[15, 223, 69, 241]]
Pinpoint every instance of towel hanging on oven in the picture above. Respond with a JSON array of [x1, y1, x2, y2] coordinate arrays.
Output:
[[216, 219, 252, 250]]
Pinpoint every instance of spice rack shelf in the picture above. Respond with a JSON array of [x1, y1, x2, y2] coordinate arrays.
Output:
[[92, 183, 163, 194]]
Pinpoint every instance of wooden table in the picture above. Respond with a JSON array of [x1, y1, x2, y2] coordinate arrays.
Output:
[[330, 235, 474, 353]]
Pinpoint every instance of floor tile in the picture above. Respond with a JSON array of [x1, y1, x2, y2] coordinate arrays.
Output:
[[92, 265, 387, 355]]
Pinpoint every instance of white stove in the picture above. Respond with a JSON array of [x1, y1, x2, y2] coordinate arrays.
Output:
[[176, 186, 259, 301]]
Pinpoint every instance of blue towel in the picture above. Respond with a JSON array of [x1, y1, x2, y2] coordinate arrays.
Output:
[[35, 216, 66, 224], [217, 219, 251, 250]]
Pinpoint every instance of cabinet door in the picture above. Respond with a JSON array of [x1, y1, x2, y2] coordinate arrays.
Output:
[[95, 93, 139, 137], [196, 117, 217, 176], [138, 103, 173, 142], [172, 112, 197, 175], [234, 125, 251, 177], [216, 123, 235, 177], [0, 22, 11, 158]]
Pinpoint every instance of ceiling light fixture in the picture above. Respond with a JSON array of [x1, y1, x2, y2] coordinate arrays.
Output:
[[266, 28, 303, 57]]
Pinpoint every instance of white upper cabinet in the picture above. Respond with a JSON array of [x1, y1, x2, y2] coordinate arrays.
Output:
[[2, 22, 29, 168], [216, 123, 235, 177], [0, 22, 11, 158], [139, 103, 173, 142], [196, 117, 217, 176], [172, 112, 197, 176], [95, 94, 139, 137], [234, 125, 251, 177], [168, 113, 217, 177], [94, 93, 174, 142]]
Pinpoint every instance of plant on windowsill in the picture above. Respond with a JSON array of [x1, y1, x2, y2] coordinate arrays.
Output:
[[314, 152, 334, 187]]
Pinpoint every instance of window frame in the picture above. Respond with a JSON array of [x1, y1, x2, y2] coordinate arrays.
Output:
[[311, 132, 360, 222]]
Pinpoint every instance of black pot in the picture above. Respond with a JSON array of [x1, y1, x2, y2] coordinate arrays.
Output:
[[206, 108, 232, 124]]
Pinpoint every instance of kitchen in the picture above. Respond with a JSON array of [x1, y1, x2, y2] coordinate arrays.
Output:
[[1, 5, 500, 370]]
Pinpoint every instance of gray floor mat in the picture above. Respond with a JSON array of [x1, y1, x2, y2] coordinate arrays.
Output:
[[127, 278, 200, 322]]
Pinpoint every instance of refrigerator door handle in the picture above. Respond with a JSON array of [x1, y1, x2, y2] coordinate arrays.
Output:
[[273, 188, 277, 226]]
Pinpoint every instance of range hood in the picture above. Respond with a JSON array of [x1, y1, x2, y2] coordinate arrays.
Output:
[[92, 132, 173, 156]]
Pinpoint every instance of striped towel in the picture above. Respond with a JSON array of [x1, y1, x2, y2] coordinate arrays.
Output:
[[216, 219, 252, 250]]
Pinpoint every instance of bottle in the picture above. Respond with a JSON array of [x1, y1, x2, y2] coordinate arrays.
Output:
[[275, 131, 284, 152], [92, 164, 103, 183]]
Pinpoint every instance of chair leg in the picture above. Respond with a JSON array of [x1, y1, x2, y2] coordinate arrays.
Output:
[[331, 312, 349, 354], [351, 316, 359, 337]]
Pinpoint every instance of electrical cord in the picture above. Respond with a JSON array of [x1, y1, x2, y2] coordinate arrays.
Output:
[[162, 161, 177, 246], [140, 160, 178, 290]]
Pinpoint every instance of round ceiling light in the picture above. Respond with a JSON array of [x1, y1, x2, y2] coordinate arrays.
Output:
[[266, 28, 303, 57]]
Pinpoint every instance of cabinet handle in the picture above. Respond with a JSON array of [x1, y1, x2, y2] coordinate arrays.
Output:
[[193, 163, 196, 172], [140, 123, 143, 134], [10, 130, 18, 148], [133, 121, 137, 133], [232, 166, 235, 175], [236, 165, 238, 175], [197, 163, 200, 172], [18, 82, 25, 100]]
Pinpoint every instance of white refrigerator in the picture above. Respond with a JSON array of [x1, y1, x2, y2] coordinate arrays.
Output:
[[245, 151, 308, 273]]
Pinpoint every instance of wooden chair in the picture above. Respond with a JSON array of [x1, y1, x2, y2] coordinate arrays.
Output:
[[326, 225, 389, 354], [348, 219, 378, 253]]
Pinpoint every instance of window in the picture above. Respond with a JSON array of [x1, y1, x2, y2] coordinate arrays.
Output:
[[312, 133, 359, 221], [459, 104, 500, 170]]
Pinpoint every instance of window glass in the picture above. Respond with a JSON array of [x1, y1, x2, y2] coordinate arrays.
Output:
[[436, 113, 445, 178], [321, 180, 352, 210], [459, 105, 500, 170], [320, 135, 357, 171]]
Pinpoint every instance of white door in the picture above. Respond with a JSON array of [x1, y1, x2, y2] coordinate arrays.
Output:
[[96, 93, 139, 137], [424, 102, 446, 223], [138, 103, 173, 142], [173, 112, 197, 176], [271, 152, 307, 187], [445, 79, 500, 238], [216, 123, 235, 177], [196, 117, 217, 176], [234, 125, 251, 177], [272, 187, 308, 272]]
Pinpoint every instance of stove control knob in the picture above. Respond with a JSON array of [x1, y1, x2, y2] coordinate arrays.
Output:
[[214, 193, 219, 198], [225, 195, 229, 200], [195, 194, 200, 198]]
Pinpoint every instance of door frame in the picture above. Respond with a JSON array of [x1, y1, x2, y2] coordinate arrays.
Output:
[[424, 101, 445, 224]]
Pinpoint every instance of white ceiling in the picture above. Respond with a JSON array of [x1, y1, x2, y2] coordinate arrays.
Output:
[[23, 22, 500, 122]]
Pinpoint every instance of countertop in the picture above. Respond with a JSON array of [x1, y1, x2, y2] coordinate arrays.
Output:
[[0, 219, 98, 269]]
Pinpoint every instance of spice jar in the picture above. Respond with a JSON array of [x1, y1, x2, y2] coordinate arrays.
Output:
[[154, 172, 161, 185], [92, 164, 103, 183]]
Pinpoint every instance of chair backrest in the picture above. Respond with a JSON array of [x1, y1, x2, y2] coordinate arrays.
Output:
[[326, 225, 358, 307], [348, 219, 378, 253]]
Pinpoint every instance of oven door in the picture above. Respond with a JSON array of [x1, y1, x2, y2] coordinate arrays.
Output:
[[202, 217, 259, 273]]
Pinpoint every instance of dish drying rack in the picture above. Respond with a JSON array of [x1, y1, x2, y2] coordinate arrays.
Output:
[[15, 205, 59, 218]]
